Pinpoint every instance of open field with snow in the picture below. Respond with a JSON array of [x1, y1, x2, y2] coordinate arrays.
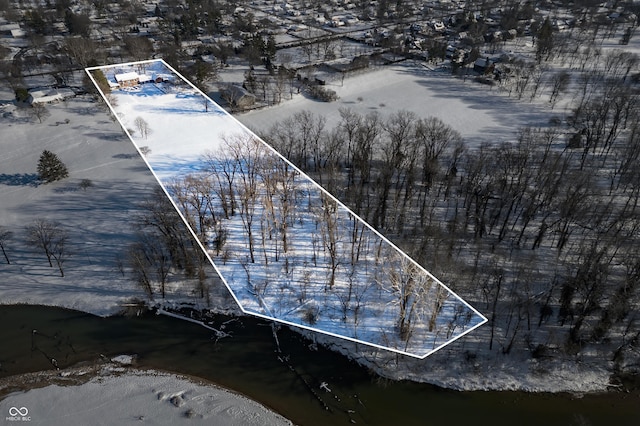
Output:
[[236, 60, 558, 147], [0, 91, 155, 315]]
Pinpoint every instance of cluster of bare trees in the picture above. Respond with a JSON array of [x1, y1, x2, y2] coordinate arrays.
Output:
[[263, 101, 640, 371], [266, 109, 464, 233], [148, 133, 478, 351], [0, 220, 69, 277], [127, 187, 214, 304], [299, 37, 343, 64], [134, 116, 150, 140], [496, 41, 638, 110], [243, 67, 297, 107]]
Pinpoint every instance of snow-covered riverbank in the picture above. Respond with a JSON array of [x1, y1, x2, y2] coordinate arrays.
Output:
[[0, 360, 291, 426], [290, 324, 613, 394]]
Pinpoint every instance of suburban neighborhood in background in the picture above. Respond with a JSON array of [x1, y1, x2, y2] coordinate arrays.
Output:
[[1, 0, 640, 403]]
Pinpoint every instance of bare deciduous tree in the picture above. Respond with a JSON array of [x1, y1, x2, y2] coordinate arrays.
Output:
[[134, 116, 151, 140], [26, 219, 69, 277], [320, 193, 340, 290], [128, 238, 154, 299], [0, 226, 13, 264], [30, 103, 50, 123], [549, 70, 570, 108], [62, 37, 102, 68], [224, 134, 265, 263], [79, 178, 94, 191], [387, 257, 438, 344]]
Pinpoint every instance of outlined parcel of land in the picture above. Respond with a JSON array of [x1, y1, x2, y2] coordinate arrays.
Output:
[[86, 59, 486, 358]]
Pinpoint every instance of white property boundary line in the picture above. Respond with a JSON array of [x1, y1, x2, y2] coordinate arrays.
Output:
[[85, 59, 487, 359]]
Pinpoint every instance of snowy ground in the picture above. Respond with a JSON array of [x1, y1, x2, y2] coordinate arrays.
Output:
[[0, 92, 154, 315], [0, 81, 235, 315], [308, 329, 613, 393], [235, 60, 557, 147], [0, 362, 291, 426]]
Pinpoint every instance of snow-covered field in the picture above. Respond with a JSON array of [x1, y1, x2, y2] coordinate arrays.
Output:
[[0, 363, 291, 426], [236, 60, 557, 147], [0, 92, 157, 315], [88, 59, 486, 359], [0, 84, 234, 316]]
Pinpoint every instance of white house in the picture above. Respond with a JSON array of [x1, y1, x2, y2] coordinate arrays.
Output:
[[28, 88, 74, 105], [10, 28, 26, 38], [138, 74, 153, 84], [114, 72, 140, 87]]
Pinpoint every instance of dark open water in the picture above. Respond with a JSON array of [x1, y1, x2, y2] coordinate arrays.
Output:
[[0, 305, 638, 426]]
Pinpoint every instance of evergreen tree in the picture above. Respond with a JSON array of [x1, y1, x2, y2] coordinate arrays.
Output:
[[37, 150, 69, 183], [90, 69, 111, 94], [15, 87, 29, 102]]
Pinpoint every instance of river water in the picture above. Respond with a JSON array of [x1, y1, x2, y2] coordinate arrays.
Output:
[[0, 305, 638, 426]]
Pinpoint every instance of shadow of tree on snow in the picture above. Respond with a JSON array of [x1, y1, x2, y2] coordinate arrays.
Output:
[[0, 173, 40, 187], [53, 184, 79, 193], [113, 153, 138, 159]]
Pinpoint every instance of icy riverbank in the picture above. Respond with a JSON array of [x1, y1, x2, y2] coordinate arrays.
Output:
[[0, 361, 291, 426]]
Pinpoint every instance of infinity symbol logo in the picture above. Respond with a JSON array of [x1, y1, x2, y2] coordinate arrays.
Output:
[[8, 407, 28, 416]]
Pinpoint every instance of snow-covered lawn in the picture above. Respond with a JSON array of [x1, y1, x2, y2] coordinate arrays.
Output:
[[0, 93, 156, 315], [0, 86, 233, 316], [87, 59, 486, 359]]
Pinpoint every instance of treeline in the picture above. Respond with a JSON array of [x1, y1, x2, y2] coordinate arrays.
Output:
[[261, 102, 640, 374]]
